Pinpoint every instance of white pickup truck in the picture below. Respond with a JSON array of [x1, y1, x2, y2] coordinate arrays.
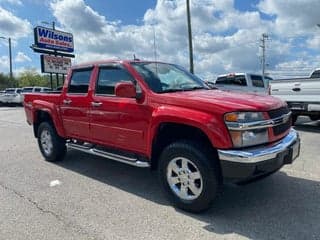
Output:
[[270, 69, 320, 123], [212, 73, 270, 94]]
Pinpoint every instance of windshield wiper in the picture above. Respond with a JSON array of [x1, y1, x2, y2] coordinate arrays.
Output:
[[160, 86, 208, 93], [160, 88, 185, 93], [182, 86, 207, 91]]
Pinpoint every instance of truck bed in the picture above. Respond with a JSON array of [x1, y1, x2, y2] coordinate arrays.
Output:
[[24, 92, 62, 125]]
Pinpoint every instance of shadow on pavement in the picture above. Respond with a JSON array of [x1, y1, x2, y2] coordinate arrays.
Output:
[[294, 117, 320, 133], [56, 150, 320, 240]]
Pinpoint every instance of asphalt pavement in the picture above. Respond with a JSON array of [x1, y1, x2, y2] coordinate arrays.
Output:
[[0, 107, 319, 240]]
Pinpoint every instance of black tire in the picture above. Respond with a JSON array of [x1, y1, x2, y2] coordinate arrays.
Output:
[[292, 115, 298, 125], [37, 122, 66, 162], [158, 140, 221, 213], [310, 115, 320, 121]]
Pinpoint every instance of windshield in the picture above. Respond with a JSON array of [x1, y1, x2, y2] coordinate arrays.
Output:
[[131, 62, 209, 93]]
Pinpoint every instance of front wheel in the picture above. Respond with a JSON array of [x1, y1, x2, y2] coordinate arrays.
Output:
[[158, 140, 221, 213], [37, 122, 66, 162]]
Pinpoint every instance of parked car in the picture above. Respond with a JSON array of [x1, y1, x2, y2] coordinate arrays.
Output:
[[23, 60, 300, 212], [0, 88, 23, 105], [212, 73, 269, 94], [270, 69, 320, 123], [22, 86, 52, 93]]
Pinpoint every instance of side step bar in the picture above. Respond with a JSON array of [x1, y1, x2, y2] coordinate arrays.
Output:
[[66, 143, 150, 168]]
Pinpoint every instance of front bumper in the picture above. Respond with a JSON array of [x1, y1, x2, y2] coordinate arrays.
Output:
[[217, 128, 300, 183]]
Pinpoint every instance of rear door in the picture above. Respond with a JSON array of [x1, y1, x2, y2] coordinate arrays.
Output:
[[90, 64, 151, 154], [60, 67, 93, 141]]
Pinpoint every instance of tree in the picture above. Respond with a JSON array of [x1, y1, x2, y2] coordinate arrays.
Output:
[[0, 73, 17, 90], [18, 69, 49, 88]]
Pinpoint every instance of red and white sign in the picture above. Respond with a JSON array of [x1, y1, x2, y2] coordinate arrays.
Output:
[[41, 55, 71, 74]]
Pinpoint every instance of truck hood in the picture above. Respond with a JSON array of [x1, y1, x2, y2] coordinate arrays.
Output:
[[152, 89, 285, 113]]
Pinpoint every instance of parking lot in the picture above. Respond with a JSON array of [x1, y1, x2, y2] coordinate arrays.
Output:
[[0, 107, 319, 240]]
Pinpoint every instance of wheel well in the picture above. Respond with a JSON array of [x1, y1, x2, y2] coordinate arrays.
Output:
[[33, 111, 53, 138], [151, 123, 217, 170]]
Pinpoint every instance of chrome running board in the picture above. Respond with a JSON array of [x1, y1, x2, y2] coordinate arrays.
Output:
[[66, 143, 150, 168]]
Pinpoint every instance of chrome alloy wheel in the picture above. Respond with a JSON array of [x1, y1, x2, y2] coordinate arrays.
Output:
[[166, 157, 203, 201], [40, 129, 53, 156]]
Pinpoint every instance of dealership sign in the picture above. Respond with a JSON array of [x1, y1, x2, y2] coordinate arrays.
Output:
[[41, 55, 72, 74], [34, 26, 74, 52]]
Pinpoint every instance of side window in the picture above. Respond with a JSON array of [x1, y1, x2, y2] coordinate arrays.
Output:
[[310, 70, 320, 78], [68, 69, 92, 94], [34, 88, 41, 92], [96, 67, 134, 95], [216, 75, 247, 86], [251, 75, 264, 88]]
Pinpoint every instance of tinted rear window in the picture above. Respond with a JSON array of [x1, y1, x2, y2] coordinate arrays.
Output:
[[68, 69, 92, 94], [216, 75, 247, 86]]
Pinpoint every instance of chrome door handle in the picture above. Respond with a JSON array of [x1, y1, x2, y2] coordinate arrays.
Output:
[[63, 99, 72, 105], [91, 102, 102, 107]]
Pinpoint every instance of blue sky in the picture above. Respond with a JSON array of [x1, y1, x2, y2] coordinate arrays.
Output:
[[0, 0, 320, 80]]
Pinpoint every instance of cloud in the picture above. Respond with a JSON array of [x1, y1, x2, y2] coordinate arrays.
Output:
[[0, 6, 31, 39], [258, 0, 320, 35], [15, 52, 31, 63], [0, 0, 22, 6], [0, 55, 9, 72], [47, 0, 320, 81]]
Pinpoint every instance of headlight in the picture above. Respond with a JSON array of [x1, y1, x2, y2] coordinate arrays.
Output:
[[225, 112, 269, 148]]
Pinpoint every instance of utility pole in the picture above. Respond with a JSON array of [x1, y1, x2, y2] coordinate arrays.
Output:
[[186, 0, 194, 74], [0, 36, 13, 80], [8, 38, 12, 80], [260, 33, 268, 77]]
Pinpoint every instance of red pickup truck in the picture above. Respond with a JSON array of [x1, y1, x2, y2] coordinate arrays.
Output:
[[24, 60, 300, 212]]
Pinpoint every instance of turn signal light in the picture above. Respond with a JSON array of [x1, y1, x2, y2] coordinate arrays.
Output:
[[225, 113, 238, 122]]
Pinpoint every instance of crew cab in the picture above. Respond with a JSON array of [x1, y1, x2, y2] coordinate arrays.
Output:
[[23, 60, 300, 212], [270, 69, 320, 123]]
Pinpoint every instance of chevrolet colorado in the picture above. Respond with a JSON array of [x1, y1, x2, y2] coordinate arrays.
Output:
[[23, 60, 300, 212]]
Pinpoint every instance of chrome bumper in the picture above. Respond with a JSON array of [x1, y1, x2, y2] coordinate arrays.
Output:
[[218, 129, 300, 164]]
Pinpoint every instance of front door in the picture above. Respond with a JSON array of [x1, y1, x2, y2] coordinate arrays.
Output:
[[90, 65, 151, 155]]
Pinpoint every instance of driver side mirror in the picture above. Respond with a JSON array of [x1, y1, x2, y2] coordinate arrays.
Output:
[[115, 81, 141, 99]]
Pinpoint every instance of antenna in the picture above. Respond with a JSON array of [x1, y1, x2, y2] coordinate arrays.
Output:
[[152, 24, 158, 73], [153, 25, 157, 63]]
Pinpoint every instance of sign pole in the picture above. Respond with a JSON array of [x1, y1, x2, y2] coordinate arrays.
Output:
[[51, 21, 59, 88], [50, 73, 53, 89]]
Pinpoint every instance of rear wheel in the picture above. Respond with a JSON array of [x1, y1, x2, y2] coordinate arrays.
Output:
[[37, 122, 66, 162], [158, 140, 221, 213]]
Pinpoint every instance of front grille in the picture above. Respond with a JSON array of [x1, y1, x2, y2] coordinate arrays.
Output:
[[268, 106, 290, 118], [268, 106, 291, 136]]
